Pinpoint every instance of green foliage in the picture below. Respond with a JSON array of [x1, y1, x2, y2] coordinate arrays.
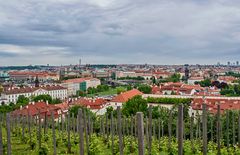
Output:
[[195, 78, 211, 87], [117, 76, 145, 80], [137, 84, 152, 94], [69, 105, 96, 119], [87, 87, 98, 94], [220, 84, 240, 96], [116, 87, 126, 94], [38, 143, 49, 155], [122, 95, 148, 117], [76, 90, 87, 97], [33, 94, 52, 103], [147, 97, 192, 105], [167, 73, 181, 82], [96, 85, 109, 92], [17, 95, 29, 106], [225, 71, 240, 78]]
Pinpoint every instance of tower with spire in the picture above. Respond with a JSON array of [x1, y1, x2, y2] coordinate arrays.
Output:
[[35, 76, 39, 87]]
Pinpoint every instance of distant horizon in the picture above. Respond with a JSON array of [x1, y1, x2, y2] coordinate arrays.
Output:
[[0, 62, 239, 68]]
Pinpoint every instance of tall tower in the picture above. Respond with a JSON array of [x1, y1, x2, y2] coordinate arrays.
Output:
[[35, 76, 39, 87], [184, 64, 189, 82], [236, 61, 239, 66]]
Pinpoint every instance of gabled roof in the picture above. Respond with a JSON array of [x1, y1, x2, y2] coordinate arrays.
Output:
[[3, 85, 66, 95], [72, 97, 107, 110], [111, 89, 143, 103], [11, 101, 61, 117]]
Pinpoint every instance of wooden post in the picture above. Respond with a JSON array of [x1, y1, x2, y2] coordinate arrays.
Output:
[[148, 105, 152, 155], [190, 113, 194, 152], [226, 110, 229, 149], [88, 113, 91, 142], [83, 110, 89, 154], [67, 112, 71, 153], [111, 112, 114, 155], [158, 119, 161, 150], [27, 110, 32, 142], [178, 104, 183, 155], [210, 116, 213, 142], [117, 106, 123, 155], [44, 112, 47, 135], [38, 110, 41, 149], [0, 115, 3, 155], [202, 104, 207, 155], [232, 112, 235, 146], [78, 109, 84, 155], [106, 114, 109, 142], [145, 117, 149, 151], [153, 120, 155, 139], [61, 113, 63, 133], [6, 113, 11, 155], [168, 110, 172, 150], [21, 116, 25, 140], [51, 112, 56, 155], [238, 111, 240, 148], [130, 115, 134, 153], [135, 115, 137, 137], [217, 104, 221, 155], [137, 112, 144, 155]]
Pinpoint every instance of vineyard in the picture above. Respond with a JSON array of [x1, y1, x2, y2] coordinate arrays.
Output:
[[0, 104, 240, 155]]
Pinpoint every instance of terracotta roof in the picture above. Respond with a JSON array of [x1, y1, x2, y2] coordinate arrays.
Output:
[[3, 85, 66, 95], [71, 98, 107, 110], [9, 71, 58, 77], [191, 98, 240, 114], [11, 101, 60, 118], [111, 89, 143, 103]]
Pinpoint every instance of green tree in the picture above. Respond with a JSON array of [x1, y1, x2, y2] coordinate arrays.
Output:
[[0, 84, 3, 95], [167, 73, 181, 82], [87, 87, 98, 94], [16, 95, 29, 106], [116, 87, 126, 94], [137, 84, 152, 94], [195, 79, 211, 87], [69, 105, 96, 119], [151, 76, 156, 84], [122, 95, 148, 117], [52, 98, 62, 104], [33, 94, 53, 103], [76, 90, 86, 97]]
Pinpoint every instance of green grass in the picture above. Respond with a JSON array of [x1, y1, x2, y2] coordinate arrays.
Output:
[[87, 87, 126, 97]]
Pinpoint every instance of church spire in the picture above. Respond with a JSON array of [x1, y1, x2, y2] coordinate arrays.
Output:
[[35, 76, 39, 87]]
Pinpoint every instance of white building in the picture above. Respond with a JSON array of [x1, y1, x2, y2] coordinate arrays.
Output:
[[1, 85, 67, 105], [188, 77, 204, 85], [62, 78, 101, 96]]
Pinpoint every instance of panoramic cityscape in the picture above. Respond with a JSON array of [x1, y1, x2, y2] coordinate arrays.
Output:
[[1, 0, 240, 155]]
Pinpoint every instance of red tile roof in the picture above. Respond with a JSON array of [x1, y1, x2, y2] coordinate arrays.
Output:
[[111, 89, 143, 103], [71, 98, 107, 109], [191, 98, 240, 114], [11, 101, 61, 118], [3, 85, 66, 95]]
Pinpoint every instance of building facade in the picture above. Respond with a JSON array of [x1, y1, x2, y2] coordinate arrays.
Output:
[[1, 85, 67, 105]]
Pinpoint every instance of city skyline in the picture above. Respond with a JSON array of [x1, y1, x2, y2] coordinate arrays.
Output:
[[1, 0, 240, 65]]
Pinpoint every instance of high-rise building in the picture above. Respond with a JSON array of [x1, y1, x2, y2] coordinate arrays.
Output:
[[227, 61, 231, 66], [236, 61, 239, 66]]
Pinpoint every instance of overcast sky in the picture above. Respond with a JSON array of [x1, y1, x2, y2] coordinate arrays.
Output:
[[1, 0, 240, 66]]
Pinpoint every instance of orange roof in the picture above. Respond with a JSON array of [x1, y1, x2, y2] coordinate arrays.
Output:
[[111, 89, 143, 103]]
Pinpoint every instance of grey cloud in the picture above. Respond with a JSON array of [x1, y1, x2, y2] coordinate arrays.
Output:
[[1, 0, 240, 65]]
